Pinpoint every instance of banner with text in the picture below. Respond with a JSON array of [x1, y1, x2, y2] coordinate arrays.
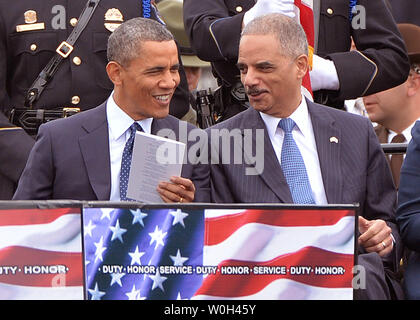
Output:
[[0, 203, 355, 300], [83, 205, 356, 300], [0, 206, 84, 299]]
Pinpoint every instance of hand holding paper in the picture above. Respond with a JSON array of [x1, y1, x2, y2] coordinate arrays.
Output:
[[126, 131, 187, 203], [157, 176, 196, 203]]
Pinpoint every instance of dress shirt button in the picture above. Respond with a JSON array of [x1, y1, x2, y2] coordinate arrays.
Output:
[[327, 8, 333, 15], [236, 6, 243, 13], [71, 96, 80, 105], [30, 44, 37, 51]]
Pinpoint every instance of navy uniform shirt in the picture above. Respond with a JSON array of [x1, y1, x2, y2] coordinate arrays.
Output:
[[0, 0, 189, 118], [0, 0, 190, 199], [183, 0, 409, 107]]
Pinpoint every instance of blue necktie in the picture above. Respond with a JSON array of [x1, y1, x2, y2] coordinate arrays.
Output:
[[278, 118, 315, 204], [120, 122, 143, 201]]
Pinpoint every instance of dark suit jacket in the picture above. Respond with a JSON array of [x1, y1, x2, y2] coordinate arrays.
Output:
[[13, 102, 210, 202], [208, 99, 403, 298], [397, 120, 420, 299]]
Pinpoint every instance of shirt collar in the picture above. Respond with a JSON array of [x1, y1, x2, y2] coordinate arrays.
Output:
[[259, 95, 311, 138], [106, 92, 153, 140], [388, 118, 420, 143]]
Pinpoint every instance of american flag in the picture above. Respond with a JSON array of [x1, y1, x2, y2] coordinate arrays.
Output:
[[194, 208, 355, 300], [0, 207, 84, 299], [83, 207, 204, 300], [294, 0, 315, 98], [84, 207, 355, 300]]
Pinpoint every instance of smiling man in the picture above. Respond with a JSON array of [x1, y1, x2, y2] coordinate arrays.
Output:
[[13, 18, 210, 203], [208, 13, 403, 299]]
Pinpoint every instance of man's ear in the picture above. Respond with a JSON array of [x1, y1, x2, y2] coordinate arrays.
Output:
[[407, 72, 420, 97], [106, 61, 123, 86], [295, 54, 309, 80]]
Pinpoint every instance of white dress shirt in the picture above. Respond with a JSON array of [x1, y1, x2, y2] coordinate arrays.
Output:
[[106, 93, 153, 201], [260, 96, 328, 205]]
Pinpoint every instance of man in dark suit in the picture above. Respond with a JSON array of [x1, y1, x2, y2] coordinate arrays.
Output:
[[397, 121, 420, 299], [209, 13, 403, 299], [183, 0, 409, 117], [13, 17, 209, 203]]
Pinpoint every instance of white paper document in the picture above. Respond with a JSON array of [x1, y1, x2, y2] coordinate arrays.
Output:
[[126, 131, 186, 203]]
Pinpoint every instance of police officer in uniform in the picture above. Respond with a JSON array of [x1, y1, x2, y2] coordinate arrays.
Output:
[[183, 0, 410, 116], [0, 0, 190, 199]]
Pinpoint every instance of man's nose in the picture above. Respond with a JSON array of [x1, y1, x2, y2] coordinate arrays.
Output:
[[242, 68, 259, 87], [160, 70, 180, 88]]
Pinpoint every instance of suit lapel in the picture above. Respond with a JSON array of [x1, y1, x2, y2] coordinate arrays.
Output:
[[242, 108, 293, 203], [78, 103, 111, 200], [307, 100, 342, 204]]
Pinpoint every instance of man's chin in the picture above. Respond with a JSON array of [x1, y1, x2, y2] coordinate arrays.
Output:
[[250, 102, 270, 113], [151, 107, 170, 119]]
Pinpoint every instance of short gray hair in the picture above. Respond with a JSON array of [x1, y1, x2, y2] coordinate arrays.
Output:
[[242, 13, 308, 59], [107, 17, 174, 66]]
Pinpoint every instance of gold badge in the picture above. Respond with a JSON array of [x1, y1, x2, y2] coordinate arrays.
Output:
[[104, 8, 123, 32], [17, 10, 44, 32], [24, 10, 37, 24]]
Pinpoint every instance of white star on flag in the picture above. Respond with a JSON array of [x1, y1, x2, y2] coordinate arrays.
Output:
[[170, 249, 189, 266], [149, 270, 167, 291], [110, 273, 125, 287], [100, 208, 113, 220], [176, 292, 187, 300], [149, 225, 167, 250], [94, 236, 107, 263], [128, 245, 145, 265], [130, 209, 148, 227], [88, 283, 106, 300], [84, 219, 96, 237], [125, 284, 146, 300], [170, 209, 189, 228], [109, 219, 127, 243]]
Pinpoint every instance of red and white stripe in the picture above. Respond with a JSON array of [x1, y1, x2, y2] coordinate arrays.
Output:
[[0, 208, 84, 299], [294, 0, 315, 100], [194, 209, 355, 300]]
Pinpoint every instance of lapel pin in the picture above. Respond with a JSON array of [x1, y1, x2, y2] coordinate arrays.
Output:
[[330, 136, 339, 144]]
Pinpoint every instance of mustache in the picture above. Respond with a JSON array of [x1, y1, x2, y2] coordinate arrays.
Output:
[[246, 86, 268, 96]]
